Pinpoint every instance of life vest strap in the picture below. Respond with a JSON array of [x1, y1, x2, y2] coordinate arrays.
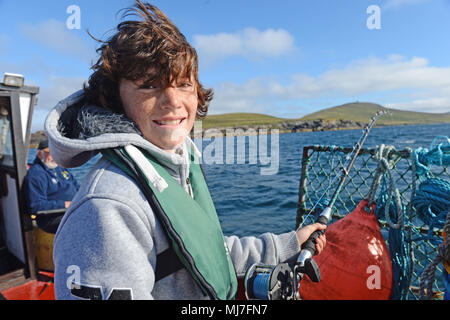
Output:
[[155, 247, 185, 282]]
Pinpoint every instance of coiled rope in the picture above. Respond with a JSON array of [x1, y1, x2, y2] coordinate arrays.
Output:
[[368, 145, 405, 229], [415, 136, 450, 300], [414, 136, 450, 177], [368, 144, 413, 300], [413, 178, 450, 236], [419, 210, 449, 300], [413, 137, 450, 235]]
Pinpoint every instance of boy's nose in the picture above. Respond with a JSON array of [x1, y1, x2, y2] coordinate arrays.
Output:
[[160, 86, 181, 109]]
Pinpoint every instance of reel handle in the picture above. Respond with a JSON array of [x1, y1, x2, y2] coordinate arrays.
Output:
[[296, 258, 321, 283]]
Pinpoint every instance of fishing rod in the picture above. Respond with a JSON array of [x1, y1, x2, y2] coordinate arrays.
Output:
[[244, 109, 392, 300]]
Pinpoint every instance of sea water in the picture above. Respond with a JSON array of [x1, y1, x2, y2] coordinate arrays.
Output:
[[28, 123, 449, 237]]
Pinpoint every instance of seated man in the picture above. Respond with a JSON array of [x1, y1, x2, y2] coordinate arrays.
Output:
[[24, 139, 79, 234]]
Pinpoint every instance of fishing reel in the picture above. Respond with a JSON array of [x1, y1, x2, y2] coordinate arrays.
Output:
[[244, 110, 388, 301], [244, 208, 330, 300], [243, 258, 321, 300], [244, 263, 294, 300]]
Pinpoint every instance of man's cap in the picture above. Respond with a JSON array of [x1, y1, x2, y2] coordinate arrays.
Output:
[[38, 139, 49, 150]]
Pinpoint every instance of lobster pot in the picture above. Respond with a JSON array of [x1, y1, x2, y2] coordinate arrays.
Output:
[[300, 200, 393, 300], [297, 144, 449, 299], [445, 229, 449, 300]]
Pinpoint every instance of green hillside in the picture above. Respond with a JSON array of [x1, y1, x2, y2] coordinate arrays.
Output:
[[300, 102, 450, 125], [201, 103, 450, 129], [200, 113, 293, 129]]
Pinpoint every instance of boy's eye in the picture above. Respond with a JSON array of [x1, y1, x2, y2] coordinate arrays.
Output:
[[139, 84, 157, 90], [178, 82, 194, 91]]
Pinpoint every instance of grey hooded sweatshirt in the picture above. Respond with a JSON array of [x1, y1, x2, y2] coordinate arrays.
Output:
[[45, 90, 301, 300]]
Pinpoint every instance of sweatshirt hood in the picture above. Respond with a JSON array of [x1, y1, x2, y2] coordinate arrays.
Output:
[[44, 90, 201, 171]]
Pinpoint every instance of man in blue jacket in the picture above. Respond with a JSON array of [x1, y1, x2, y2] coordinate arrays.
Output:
[[24, 139, 79, 234]]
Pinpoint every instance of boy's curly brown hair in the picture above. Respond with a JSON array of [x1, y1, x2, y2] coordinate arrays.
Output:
[[83, 0, 212, 118]]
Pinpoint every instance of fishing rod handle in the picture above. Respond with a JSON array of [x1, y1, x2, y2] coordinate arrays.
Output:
[[299, 207, 331, 258]]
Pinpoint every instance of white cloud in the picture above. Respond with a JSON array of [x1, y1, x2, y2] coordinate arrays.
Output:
[[31, 75, 86, 132], [193, 27, 296, 64], [282, 55, 450, 98], [209, 55, 450, 115], [20, 19, 94, 62], [37, 75, 85, 111], [209, 77, 281, 115], [24, 54, 450, 131], [389, 97, 450, 113]]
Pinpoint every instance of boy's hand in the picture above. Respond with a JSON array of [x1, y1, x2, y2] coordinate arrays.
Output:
[[296, 223, 327, 255]]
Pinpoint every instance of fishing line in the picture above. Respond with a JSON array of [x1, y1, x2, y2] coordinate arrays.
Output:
[[276, 144, 358, 261], [252, 272, 271, 300], [276, 109, 392, 262], [245, 110, 392, 300]]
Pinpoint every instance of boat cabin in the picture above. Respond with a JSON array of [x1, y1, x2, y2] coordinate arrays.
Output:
[[0, 73, 55, 300]]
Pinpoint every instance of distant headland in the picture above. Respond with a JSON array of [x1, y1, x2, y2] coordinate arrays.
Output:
[[30, 102, 450, 147]]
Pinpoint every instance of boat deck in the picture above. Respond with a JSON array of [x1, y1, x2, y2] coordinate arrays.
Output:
[[0, 245, 55, 300], [0, 269, 54, 300]]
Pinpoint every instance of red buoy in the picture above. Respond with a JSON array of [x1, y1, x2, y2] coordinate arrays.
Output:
[[300, 200, 393, 300]]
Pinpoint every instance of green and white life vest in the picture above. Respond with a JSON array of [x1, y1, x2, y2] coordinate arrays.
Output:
[[102, 145, 238, 300]]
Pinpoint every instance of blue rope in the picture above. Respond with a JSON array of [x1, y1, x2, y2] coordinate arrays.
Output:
[[413, 137, 450, 299], [374, 174, 412, 300], [413, 137, 450, 241], [444, 268, 450, 300], [413, 137, 450, 177], [413, 178, 450, 240]]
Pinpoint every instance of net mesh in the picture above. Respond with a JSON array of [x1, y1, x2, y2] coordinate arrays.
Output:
[[296, 144, 448, 300]]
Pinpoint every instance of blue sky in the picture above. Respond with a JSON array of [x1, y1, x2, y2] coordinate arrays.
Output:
[[1, 0, 450, 132]]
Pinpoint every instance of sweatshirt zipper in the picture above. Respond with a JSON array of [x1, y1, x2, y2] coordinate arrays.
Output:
[[186, 177, 193, 197]]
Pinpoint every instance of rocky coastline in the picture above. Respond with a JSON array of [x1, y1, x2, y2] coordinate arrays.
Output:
[[199, 119, 368, 138], [31, 119, 370, 145], [30, 119, 376, 147]]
